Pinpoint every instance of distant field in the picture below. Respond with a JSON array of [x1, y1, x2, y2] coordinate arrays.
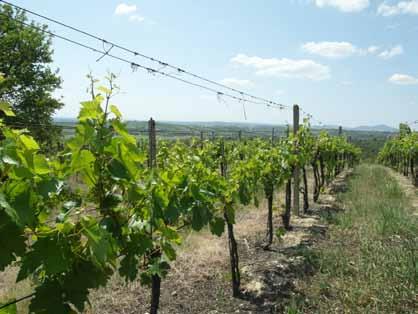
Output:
[[54, 119, 394, 160]]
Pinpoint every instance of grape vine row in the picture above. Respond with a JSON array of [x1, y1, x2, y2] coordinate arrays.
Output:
[[378, 123, 418, 186], [0, 79, 361, 313]]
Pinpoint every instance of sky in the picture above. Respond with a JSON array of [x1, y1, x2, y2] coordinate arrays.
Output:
[[6, 0, 418, 128]]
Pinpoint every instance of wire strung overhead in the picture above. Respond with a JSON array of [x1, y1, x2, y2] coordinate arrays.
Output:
[[0, 0, 345, 128], [301, 109, 323, 126], [5, 121, 289, 138], [0, 0, 288, 112], [1, 12, 284, 111]]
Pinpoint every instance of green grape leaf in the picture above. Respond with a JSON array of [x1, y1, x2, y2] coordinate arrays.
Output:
[[11, 166, 32, 179], [151, 188, 168, 218], [33, 155, 51, 175], [209, 217, 225, 237], [0, 101, 15, 117], [0, 193, 15, 222], [108, 158, 130, 180], [159, 225, 180, 242], [110, 105, 122, 118], [0, 301, 16, 313], [118, 231, 153, 281], [29, 280, 73, 314], [20, 135, 40, 151], [4, 181, 36, 226], [0, 211, 25, 271], [37, 178, 63, 199], [161, 242, 176, 261], [238, 184, 251, 205], [119, 254, 139, 282], [78, 100, 103, 122], [17, 235, 73, 281], [71, 149, 95, 171], [191, 205, 210, 231], [163, 203, 181, 222], [71, 150, 96, 186], [148, 260, 170, 278], [140, 272, 152, 286], [112, 120, 136, 146], [2, 154, 19, 166], [97, 86, 111, 95], [224, 204, 235, 224], [62, 260, 112, 312], [81, 218, 116, 267]]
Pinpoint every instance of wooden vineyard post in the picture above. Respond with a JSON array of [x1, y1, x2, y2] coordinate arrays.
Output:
[[302, 166, 309, 213], [220, 139, 241, 297], [148, 118, 157, 169], [336, 126, 342, 174], [211, 131, 215, 141], [148, 118, 160, 314], [238, 130, 242, 141], [200, 131, 204, 149], [271, 127, 275, 145], [414, 159, 418, 187], [282, 124, 292, 230], [293, 105, 300, 216]]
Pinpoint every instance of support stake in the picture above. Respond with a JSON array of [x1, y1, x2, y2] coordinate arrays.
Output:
[[293, 105, 300, 216]]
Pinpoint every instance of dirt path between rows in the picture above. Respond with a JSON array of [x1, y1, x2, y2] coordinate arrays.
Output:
[[88, 170, 352, 314], [0, 170, 353, 314]]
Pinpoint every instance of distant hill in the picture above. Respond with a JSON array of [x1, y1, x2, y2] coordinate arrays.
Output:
[[316, 124, 397, 133], [53, 118, 397, 133], [54, 117, 77, 123], [351, 125, 397, 133]]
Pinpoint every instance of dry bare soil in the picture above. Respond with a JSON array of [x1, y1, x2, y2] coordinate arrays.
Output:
[[87, 171, 352, 314], [3, 166, 415, 313]]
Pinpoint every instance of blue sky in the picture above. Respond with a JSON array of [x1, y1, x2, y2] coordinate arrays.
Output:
[[8, 0, 418, 128]]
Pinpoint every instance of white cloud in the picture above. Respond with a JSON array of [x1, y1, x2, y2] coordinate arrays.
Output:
[[115, 3, 137, 15], [378, 1, 418, 16], [367, 45, 380, 54], [315, 0, 370, 12], [388, 73, 418, 85], [301, 42, 381, 58], [231, 54, 331, 81], [129, 15, 145, 22], [219, 78, 254, 88], [301, 41, 403, 60], [378, 45, 403, 59], [302, 41, 358, 58]]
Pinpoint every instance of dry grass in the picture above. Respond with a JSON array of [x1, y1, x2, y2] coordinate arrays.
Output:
[[0, 167, 340, 313], [288, 165, 418, 314], [0, 266, 32, 313]]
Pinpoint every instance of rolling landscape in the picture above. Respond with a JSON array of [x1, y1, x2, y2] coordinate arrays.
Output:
[[0, 1, 417, 314]]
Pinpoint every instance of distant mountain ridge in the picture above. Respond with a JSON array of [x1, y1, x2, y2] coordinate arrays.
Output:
[[351, 125, 397, 132], [53, 118, 397, 133]]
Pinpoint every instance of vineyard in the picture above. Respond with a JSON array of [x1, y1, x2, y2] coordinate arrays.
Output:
[[1, 1, 418, 313], [378, 124, 418, 186], [0, 76, 366, 313]]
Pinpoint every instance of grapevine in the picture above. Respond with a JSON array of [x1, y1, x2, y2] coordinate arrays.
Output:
[[0, 75, 361, 313]]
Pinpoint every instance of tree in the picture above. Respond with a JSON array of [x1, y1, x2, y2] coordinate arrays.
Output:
[[0, 4, 63, 149]]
